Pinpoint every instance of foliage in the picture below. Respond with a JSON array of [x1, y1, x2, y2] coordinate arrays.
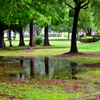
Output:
[[35, 36, 43, 45], [78, 9, 95, 32], [79, 36, 99, 43]]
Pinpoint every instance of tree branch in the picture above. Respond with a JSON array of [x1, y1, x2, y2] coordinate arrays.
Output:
[[82, 7, 88, 9], [83, 28, 87, 33], [80, 1, 90, 9], [65, 3, 75, 9]]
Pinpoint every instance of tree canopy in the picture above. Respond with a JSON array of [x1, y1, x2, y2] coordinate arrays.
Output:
[[0, 0, 100, 51]]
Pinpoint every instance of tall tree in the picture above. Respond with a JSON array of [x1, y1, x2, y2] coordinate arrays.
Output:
[[0, 23, 5, 48], [65, 0, 96, 53], [29, 22, 35, 46], [19, 26, 25, 46], [44, 25, 50, 46], [0, 0, 29, 48], [43, 3, 69, 46]]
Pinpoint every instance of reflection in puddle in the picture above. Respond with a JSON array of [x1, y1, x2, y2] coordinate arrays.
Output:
[[30, 59, 34, 78], [0, 56, 88, 82], [71, 62, 77, 80], [45, 57, 49, 76]]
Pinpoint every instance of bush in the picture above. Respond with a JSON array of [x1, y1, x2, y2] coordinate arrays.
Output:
[[79, 36, 99, 43], [35, 36, 43, 45]]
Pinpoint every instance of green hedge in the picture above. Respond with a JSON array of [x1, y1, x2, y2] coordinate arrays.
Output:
[[79, 36, 99, 43], [40, 33, 62, 37]]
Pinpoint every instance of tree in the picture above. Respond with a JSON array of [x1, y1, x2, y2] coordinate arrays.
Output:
[[0, 23, 6, 48], [0, 0, 12, 48], [44, 25, 50, 46], [25, 1, 51, 46], [24, 0, 68, 46], [29, 22, 35, 46], [19, 26, 25, 46], [43, 3, 69, 46], [78, 9, 95, 36], [65, 0, 99, 53], [0, 0, 30, 48]]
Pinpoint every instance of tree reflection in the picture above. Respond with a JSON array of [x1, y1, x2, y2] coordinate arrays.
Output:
[[20, 60, 23, 66], [45, 57, 49, 76], [20, 60, 23, 79], [30, 59, 34, 79], [71, 62, 77, 80]]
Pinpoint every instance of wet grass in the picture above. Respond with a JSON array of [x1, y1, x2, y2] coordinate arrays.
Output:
[[0, 81, 83, 100], [0, 38, 100, 99]]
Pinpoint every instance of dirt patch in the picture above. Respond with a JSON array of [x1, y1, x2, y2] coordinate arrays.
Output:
[[83, 63, 100, 68], [16, 48, 35, 53], [24, 48, 35, 52], [55, 51, 100, 57]]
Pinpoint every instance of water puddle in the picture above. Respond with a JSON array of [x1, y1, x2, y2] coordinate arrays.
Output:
[[0, 56, 91, 82]]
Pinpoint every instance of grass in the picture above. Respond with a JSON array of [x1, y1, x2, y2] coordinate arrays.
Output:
[[0, 38, 100, 99], [1, 39, 100, 64], [0, 82, 83, 100]]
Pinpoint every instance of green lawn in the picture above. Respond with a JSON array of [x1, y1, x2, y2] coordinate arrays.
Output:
[[0, 38, 100, 99]]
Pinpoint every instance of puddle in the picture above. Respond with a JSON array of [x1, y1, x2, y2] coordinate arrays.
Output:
[[0, 56, 90, 82]]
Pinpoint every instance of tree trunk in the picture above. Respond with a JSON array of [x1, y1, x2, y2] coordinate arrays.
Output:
[[19, 27, 25, 46], [45, 57, 49, 75], [13, 32, 16, 40], [37, 31, 39, 36], [70, 7, 80, 53], [44, 25, 50, 46], [8, 30, 13, 47], [0, 23, 6, 48], [89, 29, 92, 36], [29, 22, 35, 46], [86, 28, 92, 36], [68, 32, 70, 39], [30, 59, 34, 78]]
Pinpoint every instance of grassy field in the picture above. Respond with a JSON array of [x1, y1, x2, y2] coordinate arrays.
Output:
[[0, 38, 100, 99], [2, 38, 100, 64]]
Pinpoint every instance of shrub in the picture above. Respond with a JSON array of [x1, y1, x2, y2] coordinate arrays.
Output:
[[35, 36, 43, 45], [79, 36, 99, 43]]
